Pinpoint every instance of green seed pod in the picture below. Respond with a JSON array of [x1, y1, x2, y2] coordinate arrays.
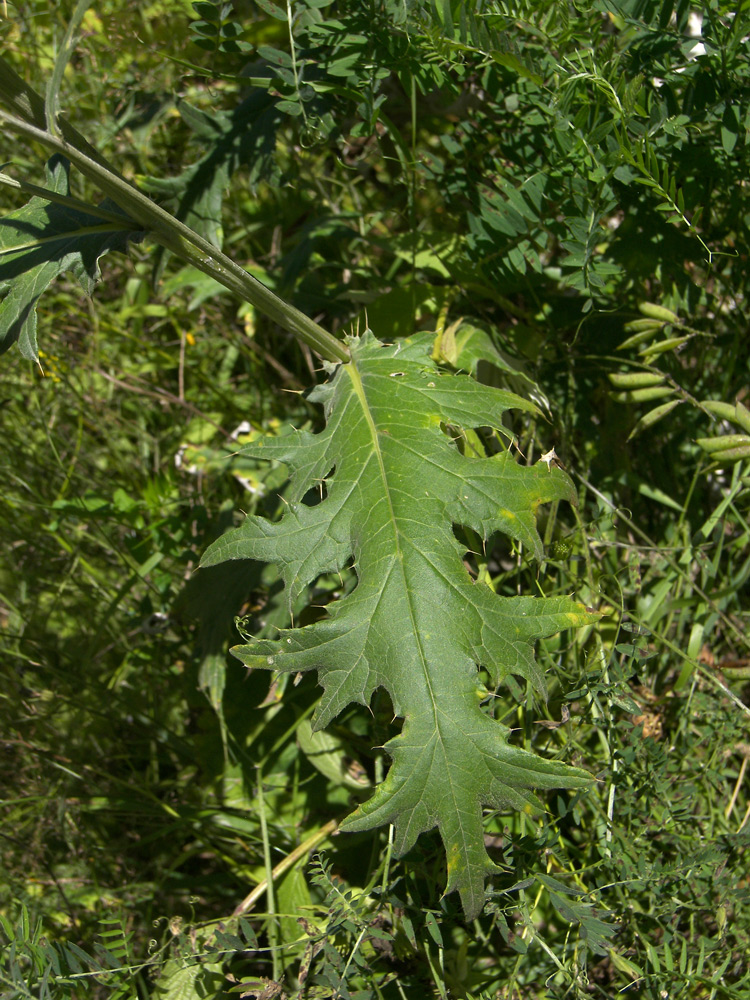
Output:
[[638, 301, 681, 324], [623, 318, 666, 333], [709, 445, 750, 462], [619, 325, 665, 351], [638, 335, 690, 356], [700, 400, 750, 431], [735, 400, 750, 434], [608, 371, 665, 389], [627, 399, 681, 439], [696, 435, 750, 453], [612, 386, 676, 403], [721, 663, 750, 680]]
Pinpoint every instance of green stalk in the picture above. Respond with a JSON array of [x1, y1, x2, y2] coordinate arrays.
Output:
[[0, 61, 349, 364], [231, 818, 338, 918], [255, 768, 280, 981]]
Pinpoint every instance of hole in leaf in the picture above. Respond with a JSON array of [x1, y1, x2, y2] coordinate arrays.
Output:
[[334, 691, 403, 785], [453, 524, 481, 580], [301, 559, 358, 625], [300, 470, 332, 506]]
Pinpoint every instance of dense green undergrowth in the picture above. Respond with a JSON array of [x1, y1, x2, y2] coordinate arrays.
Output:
[[1, 1, 749, 997]]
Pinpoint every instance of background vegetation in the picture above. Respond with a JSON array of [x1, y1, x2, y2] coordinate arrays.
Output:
[[1, 0, 749, 997]]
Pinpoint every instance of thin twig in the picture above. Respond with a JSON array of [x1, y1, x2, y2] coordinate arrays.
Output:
[[232, 818, 339, 918]]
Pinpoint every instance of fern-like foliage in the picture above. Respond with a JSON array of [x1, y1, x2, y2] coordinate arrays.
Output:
[[0, 904, 150, 1000], [203, 331, 599, 918]]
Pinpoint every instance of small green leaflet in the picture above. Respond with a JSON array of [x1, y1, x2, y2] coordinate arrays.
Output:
[[202, 331, 599, 919], [0, 155, 143, 360]]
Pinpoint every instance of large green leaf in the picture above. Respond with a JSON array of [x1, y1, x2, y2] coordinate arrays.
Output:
[[0, 155, 143, 360], [202, 331, 599, 918]]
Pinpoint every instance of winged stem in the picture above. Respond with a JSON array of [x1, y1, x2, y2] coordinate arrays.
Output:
[[0, 59, 350, 364]]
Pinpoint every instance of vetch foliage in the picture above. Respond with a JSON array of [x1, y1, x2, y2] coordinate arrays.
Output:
[[202, 330, 599, 918]]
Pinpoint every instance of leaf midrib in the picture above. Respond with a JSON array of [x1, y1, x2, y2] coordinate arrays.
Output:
[[346, 361, 441, 724], [0, 224, 135, 256]]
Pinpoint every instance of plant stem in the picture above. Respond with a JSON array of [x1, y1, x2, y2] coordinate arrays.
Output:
[[255, 768, 280, 981], [232, 818, 339, 918], [0, 60, 350, 364]]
